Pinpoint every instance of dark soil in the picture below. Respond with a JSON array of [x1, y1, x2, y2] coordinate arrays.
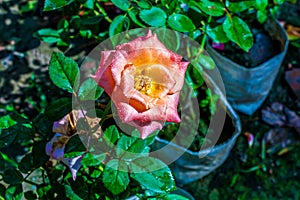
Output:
[[211, 20, 282, 68]]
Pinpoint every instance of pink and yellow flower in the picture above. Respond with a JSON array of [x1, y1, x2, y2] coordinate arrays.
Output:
[[91, 31, 188, 139]]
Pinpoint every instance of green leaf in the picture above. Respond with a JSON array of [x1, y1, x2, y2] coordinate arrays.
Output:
[[57, 19, 69, 29], [139, 7, 167, 27], [32, 141, 49, 168], [0, 129, 18, 148], [0, 152, 18, 168], [19, 154, 34, 173], [71, 16, 81, 28], [206, 24, 229, 43], [64, 135, 86, 156], [49, 52, 80, 93], [90, 168, 102, 178], [44, 0, 75, 11], [196, 1, 225, 16], [3, 169, 23, 185], [257, 10, 268, 24], [44, 97, 72, 121], [153, 194, 189, 200], [255, 0, 268, 10], [109, 15, 126, 37], [167, 14, 196, 32], [14, 124, 34, 141], [137, 0, 152, 9], [20, 1, 38, 13], [223, 16, 253, 52], [130, 157, 175, 193], [274, 0, 285, 4], [128, 9, 146, 27], [57, 38, 69, 47], [79, 30, 92, 39], [24, 191, 37, 200], [0, 115, 17, 129], [116, 135, 150, 160], [0, 154, 4, 170], [36, 28, 60, 43], [78, 78, 103, 101], [64, 185, 83, 200], [65, 185, 84, 200], [80, 16, 103, 25], [226, 1, 255, 12], [37, 185, 51, 199], [0, 184, 5, 198], [111, 0, 130, 11], [103, 125, 120, 147], [83, 0, 95, 9], [198, 54, 215, 70], [103, 159, 129, 195], [5, 185, 23, 200], [81, 152, 106, 166]]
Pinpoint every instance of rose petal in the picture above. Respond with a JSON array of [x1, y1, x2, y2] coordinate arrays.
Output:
[[117, 31, 169, 54], [108, 50, 129, 86], [131, 120, 163, 139], [92, 51, 115, 82], [91, 51, 117, 96], [165, 93, 181, 123]]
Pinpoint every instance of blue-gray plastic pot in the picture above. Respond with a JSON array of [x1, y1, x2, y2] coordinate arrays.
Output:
[[151, 72, 242, 185], [126, 187, 194, 200], [206, 19, 288, 115]]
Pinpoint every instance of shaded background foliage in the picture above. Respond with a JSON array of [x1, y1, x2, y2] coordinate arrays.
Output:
[[0, 0, 300, 199]]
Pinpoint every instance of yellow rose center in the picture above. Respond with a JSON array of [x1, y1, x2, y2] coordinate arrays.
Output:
[[133, 64, 174, 98], [134, 75, 152, 95]]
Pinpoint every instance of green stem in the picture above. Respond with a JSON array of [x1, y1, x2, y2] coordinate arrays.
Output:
[[100, 100, 111, 126], [196, 15, 212, 58], [96, 3, 112, 23]]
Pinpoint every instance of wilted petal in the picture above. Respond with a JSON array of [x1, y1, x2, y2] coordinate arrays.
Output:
[[53, 115, 69, 135], [62, 155, 83, 181], [46, 133, 68, 160]]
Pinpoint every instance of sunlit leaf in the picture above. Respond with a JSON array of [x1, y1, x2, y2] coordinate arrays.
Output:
[[103, 159, 129, 195], [130, 157, 175, 193], [140, 7, 167, 27], [49, 52, 80, 93], [223, 16, 253, 52], [44, 0, 75, 11], [111, 0, 130, 11], [167, 14, 196, 32]]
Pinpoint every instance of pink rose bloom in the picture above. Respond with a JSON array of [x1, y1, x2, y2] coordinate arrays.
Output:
[[91, 31, 189, 139]]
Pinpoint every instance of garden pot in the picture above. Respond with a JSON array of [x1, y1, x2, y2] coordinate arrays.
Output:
[[126, 187, 195, 200], [151, 72, 242, 185], [206, 19, 289, 115]]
